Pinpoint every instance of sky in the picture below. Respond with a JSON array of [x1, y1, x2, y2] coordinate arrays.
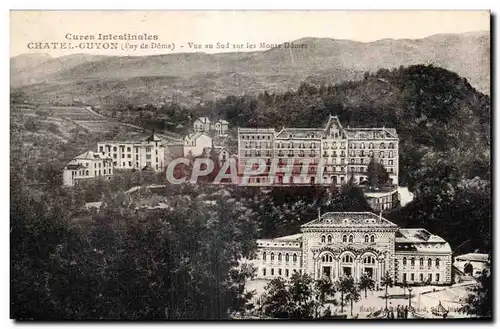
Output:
[[10, 10, 490, 58]]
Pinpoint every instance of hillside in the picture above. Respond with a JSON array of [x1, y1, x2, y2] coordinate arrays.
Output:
[[12, 31, 490, 107]]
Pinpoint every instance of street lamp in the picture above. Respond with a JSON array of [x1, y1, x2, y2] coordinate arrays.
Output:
[[408, 288, 413, 309]]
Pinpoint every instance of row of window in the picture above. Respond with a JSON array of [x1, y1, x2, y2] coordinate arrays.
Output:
[[402, 257, 441, 268], [402, 272, 440, 283], [321, 234, 377, 244], [262, 252, 298, 263], [100, 145, 156, 152], [240, 135, 272, 140], [72, 169, 111, 177], [262, 268, 302, 277]]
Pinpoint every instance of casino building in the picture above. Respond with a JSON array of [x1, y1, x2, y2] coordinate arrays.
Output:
[[252, 211, 452, 286]]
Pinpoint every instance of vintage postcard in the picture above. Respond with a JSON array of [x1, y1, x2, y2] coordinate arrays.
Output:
[[10, 10, 491, 321]]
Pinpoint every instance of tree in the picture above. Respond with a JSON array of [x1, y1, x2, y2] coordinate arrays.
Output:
[[345, 282, 361, 317], [314, 277, 335, 317], [288, 272, 316, 318], [359, 274, 375, 298], [460, 265, 492, 318], [261, 278, 292, 318], [336, 276, 354, 314], [261, 273, 317, 319], [367, 157, 389, 188], [380, 271, 394, 310], [400, 278, 409, 297]]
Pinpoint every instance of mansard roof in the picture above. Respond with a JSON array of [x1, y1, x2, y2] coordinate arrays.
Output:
[[344, 127, 398, 139], [275, 128, 324, 139], [301, 212, 398, 228], [394, 228, 451, 253]]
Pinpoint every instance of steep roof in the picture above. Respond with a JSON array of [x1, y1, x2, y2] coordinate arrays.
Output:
[[74, 151, 108, 160], [146, 133, 162, 142], [197, 117, 210, 123], [301, 212, 398, 228], [202, 146, 227, 155], [184, 132, 211, 140]]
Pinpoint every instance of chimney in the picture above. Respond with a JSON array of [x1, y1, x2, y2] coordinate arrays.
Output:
[[379, 211, 382, 221], [318, 208, 321, 220]]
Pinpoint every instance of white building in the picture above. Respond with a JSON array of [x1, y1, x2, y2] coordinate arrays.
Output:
[[454, 253, 489, 278], [210, 119, 229, 136], [251, 211, 452, 286], [183, 132, 213, 157], [202, 146, 230, 164], [193, 117, 229, 136], [194, 117, 211, 133], [63, 151, 114, 186], [96, 133, 165, 172]]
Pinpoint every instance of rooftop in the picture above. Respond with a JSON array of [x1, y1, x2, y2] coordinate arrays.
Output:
[[455, 253, 490, 263], [185, 132, 211, 140], [74, 151, 111, 161], [301, 211, 398, 228], [395, 229, 451, 253], [65, 164, 85, 170]]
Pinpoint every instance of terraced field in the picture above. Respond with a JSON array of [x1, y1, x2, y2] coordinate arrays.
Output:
[[12, 103, 183, 142]]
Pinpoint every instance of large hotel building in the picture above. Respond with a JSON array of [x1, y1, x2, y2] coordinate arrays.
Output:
[[96, 133, 166, 171], [237, 116, 399, 186]]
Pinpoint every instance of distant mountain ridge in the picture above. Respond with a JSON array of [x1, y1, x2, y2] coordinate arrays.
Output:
[[11, 31, 490, 106]]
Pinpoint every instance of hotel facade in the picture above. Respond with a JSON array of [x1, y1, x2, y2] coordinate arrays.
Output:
[[96, 133, 166, 171], [237, 116, 399, 186], [251, 212, 452, 286]]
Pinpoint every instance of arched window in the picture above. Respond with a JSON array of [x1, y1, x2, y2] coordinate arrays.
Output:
[[403, 257, 407, 266], [271, 253, 275, 261], [321, 235, 326, 243], [343, 235, 347, 243], [263, 252, 267, 261], [361, 142, 365, 149], [389, 151, 393, 158], [420, 258, 424, 267], [389, 143, 394, 149], [428, 258, 432, 267], [263, 268, 266, 276], [380, 142, 385, 149], [327, 235, 332, 243], [342, 255, 354, 263], [380, 151, 384, 158], [278, 253, 282, 261], [348, 235, 354, 243], [411, 257, 415, 266], [369, 143, 374, 149], [285, 253, 289, 262], [364, 235, 369, 243], [364, 256, 375, 264], [370, 235, 375, 243], [293, 253, 297, 263], [436, 258, 440, 267]]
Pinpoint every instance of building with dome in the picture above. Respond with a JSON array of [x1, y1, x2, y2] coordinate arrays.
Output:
[[252, 211, 452, 286]]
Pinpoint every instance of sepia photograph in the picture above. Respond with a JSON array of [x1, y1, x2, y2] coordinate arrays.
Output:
[[9, 10, 491, 321]]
